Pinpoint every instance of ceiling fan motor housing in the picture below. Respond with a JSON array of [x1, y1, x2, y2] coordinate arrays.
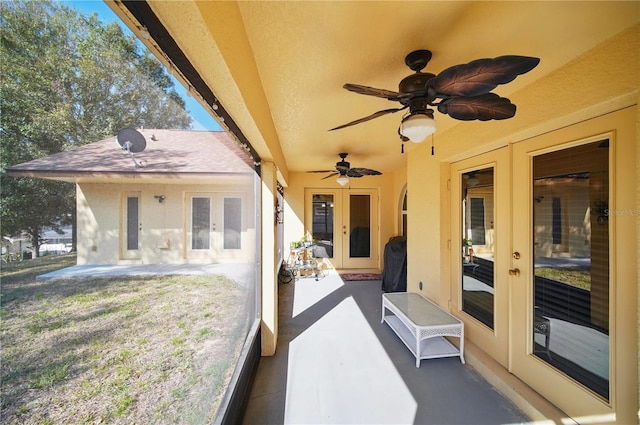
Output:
[[399, 72, 435, 95], [336, 160, 350, 172]]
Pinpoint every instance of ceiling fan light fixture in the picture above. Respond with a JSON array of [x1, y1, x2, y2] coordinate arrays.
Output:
[[467, 177, 479, 187], [336, 175, 349, 186], [400, 112, 436, 143]]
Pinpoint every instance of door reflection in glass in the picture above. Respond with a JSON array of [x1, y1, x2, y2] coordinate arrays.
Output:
[[461, 167, 495, 329], [532, 140, 609, 400]]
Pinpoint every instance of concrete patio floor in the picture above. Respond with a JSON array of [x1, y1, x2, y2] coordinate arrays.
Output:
[[242, 270, 537, 425]]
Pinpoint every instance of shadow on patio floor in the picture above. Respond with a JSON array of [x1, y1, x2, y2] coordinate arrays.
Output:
[[243, 269, 529, 424]]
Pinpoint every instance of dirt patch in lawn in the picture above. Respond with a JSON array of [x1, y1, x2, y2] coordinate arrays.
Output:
[[1, 255, 251, 424]]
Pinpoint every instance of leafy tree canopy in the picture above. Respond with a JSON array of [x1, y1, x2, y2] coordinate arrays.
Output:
[[0, 0, 192, 255]]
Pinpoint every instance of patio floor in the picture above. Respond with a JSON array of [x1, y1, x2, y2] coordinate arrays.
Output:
[[242, 269, 532, 425]]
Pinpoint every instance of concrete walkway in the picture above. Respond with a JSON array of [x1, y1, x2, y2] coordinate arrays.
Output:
[[37, 263, 256, 287]]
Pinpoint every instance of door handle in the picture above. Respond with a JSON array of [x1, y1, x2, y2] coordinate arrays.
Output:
[[508, 268, 520, 276]]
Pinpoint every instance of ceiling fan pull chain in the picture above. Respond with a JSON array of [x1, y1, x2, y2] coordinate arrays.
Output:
[[431, 134, 435, 156]]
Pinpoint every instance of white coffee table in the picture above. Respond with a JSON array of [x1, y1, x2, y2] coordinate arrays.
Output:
[[382, 292, 465, 367]]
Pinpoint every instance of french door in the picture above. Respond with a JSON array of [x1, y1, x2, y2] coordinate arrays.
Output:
[[305, 188, 379, 269], [509, 108, 639, 422], [453, 108, 636, 422], [121, 192, 141, 260], [450, 148, 510, 367], [186, 192, 245, 261]]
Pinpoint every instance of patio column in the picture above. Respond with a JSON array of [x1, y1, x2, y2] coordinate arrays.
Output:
[[261, 161, 278, 355]]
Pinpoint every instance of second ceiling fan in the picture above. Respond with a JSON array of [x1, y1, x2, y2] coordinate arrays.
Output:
[[311, 153, 381, 186], [330, 49, 540, 143]]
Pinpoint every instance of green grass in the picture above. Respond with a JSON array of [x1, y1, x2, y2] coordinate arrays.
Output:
[[0, 255, 251, 424], [535, 267, 591, 290], [30, 357, 74, 389]]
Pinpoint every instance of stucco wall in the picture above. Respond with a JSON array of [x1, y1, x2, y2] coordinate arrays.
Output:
[[76, 180, 255, 265], [405, 25, 638, 421]]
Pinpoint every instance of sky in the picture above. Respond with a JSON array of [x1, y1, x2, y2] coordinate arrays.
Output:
[[63, 0, 222, 131]]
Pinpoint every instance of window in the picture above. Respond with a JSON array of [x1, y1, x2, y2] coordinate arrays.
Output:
[[191, 197, 211, 250], [470, 197, 486, 245], [223, 197, 242, 249], [552, 197, 562, 244], [126, 196, 139, 251]]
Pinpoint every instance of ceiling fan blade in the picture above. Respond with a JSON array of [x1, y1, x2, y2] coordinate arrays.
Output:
[[437, 93, 516, 121], [307, 170, 335, 173], [329, 106, 407, 131], [343, 83, 403, 100], [321, 172, 339, 180], [347, 168, 382, 177], [428, 55, 540, 97]]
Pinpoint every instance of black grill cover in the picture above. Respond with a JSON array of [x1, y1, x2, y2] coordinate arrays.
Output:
[[381, 236, 407, 292]]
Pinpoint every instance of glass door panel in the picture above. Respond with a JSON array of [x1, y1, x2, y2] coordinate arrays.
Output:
[[126, 196, 139, 251], [342, 190, 378, 269], [191, 196, 211, 250], [121, 192, 141, 260], [532, 140, 609, 399], [348, 194, 370, 258], [461, 167, 495, 329], [223, 197, 242, 250], [311, 194, 335, 259]]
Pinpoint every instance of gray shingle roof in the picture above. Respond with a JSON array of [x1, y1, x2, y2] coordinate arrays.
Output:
[[6, 129, 255, 179]]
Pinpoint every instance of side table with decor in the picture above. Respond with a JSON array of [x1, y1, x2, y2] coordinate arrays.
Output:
[[278, 243, 324, 283]]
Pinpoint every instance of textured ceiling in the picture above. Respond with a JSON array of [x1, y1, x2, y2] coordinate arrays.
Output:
[[138, 1, 638, 178]]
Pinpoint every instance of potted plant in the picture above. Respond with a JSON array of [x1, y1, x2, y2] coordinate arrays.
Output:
[[462, 238, 472, 256]]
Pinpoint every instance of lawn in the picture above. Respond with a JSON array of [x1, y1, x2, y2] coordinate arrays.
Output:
[[0, 254, 251, 424], [535, 267, 591, 290]]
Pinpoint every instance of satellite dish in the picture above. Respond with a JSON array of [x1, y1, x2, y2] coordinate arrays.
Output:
[[116, 128, 146, 168]]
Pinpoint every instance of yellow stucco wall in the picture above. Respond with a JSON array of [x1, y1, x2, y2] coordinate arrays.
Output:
[[76, 181, 256, 265], [403, 25, 638, 422]]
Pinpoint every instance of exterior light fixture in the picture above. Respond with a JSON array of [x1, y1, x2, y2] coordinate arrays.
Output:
[[336, 175, 349, 186], [399, 110, 436, 143]]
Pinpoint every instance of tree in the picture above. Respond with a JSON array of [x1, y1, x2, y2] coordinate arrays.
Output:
[[0, 0, 192, 256]]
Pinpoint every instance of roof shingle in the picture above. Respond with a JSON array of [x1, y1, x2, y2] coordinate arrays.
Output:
[[6, 129, 255, 178]]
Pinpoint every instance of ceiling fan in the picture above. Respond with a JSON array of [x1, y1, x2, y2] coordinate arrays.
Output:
[[330, 49, 540, 143], [310, 153, 381, 186]]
